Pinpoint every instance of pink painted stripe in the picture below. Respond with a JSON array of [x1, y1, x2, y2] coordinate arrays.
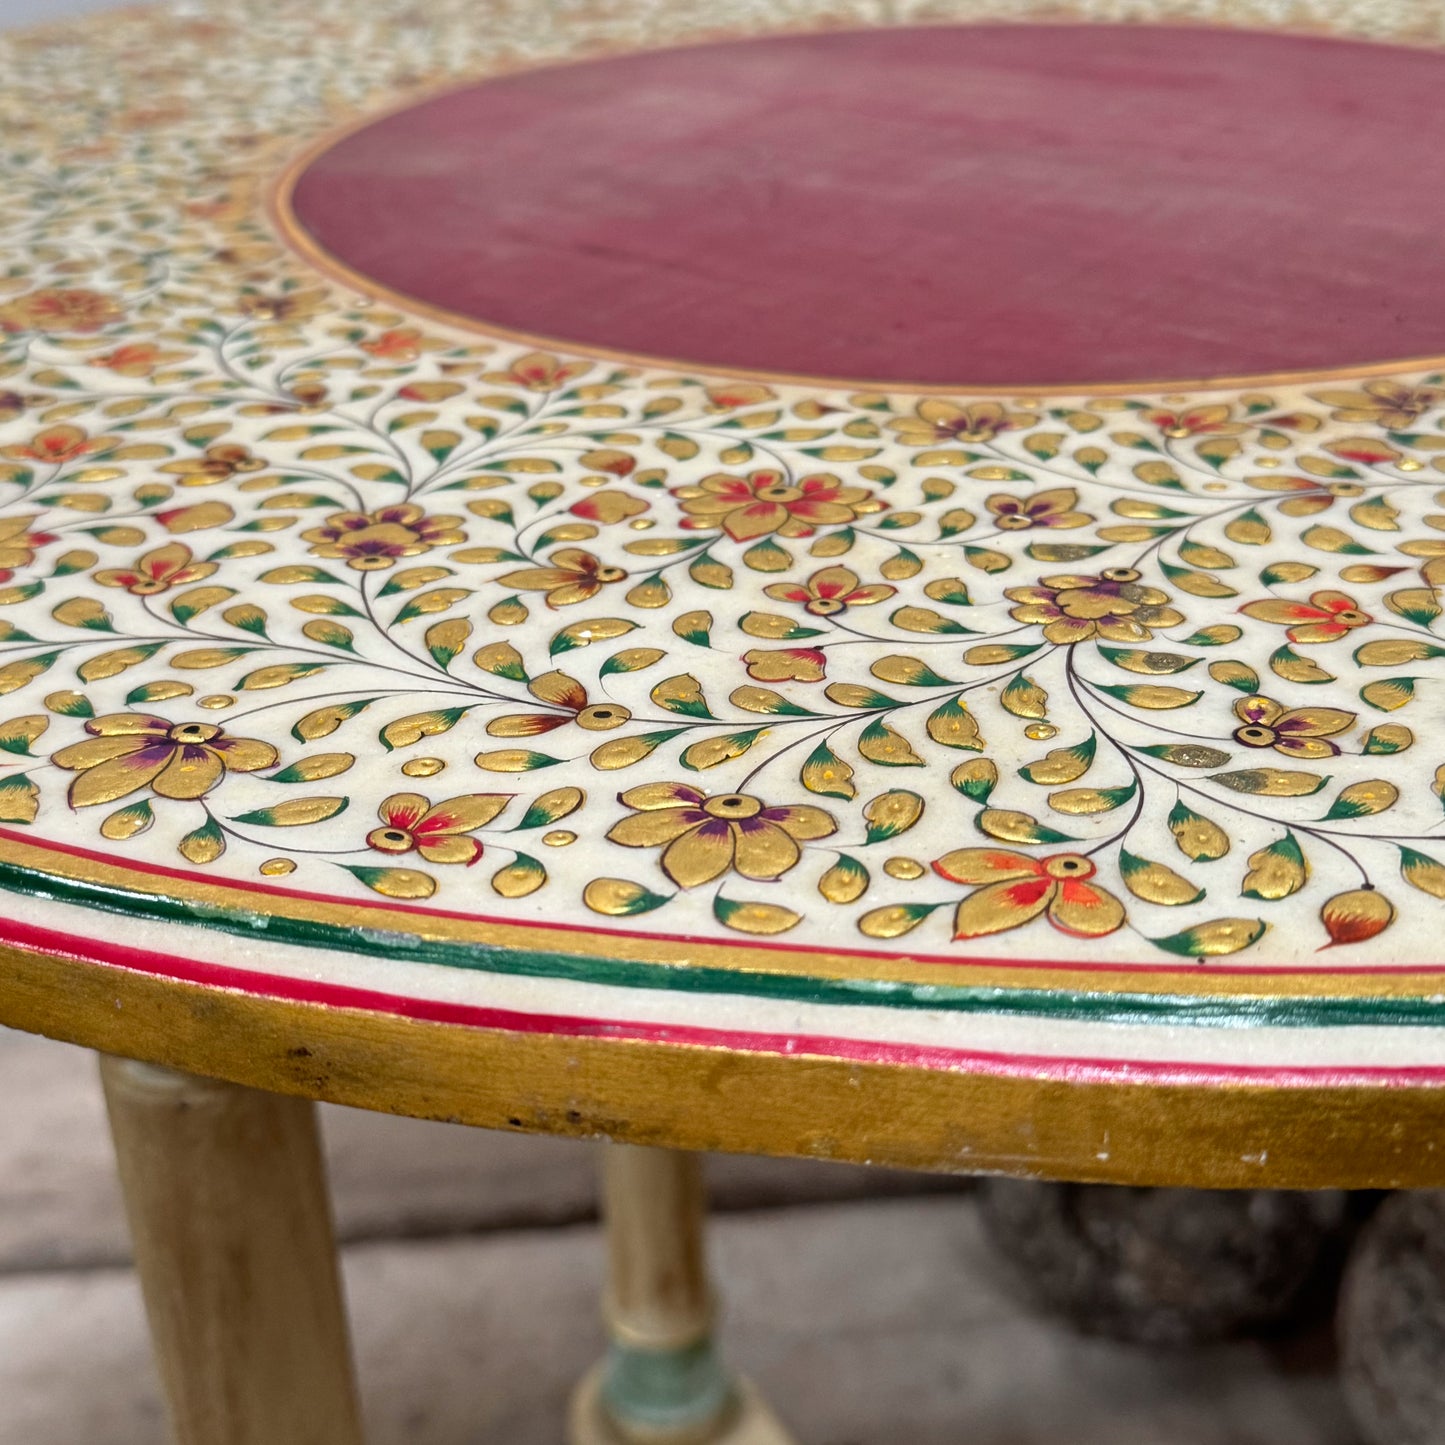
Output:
[[3, 826, 1442, 980], [2, 913, 1443, 1090]]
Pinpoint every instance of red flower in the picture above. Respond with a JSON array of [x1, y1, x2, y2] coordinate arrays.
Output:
[[1240, 590, 1372, 644]]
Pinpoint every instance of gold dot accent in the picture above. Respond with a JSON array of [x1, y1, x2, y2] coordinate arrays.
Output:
[[629, 518, 656, 529], [401, 757, 446, 777], [1254, 456, 1281, 468], [1400, 458, 1425, 471], [884, 857, 925, 880], [197, 693, 235, 710], [543, 829, 577, 847], [1024, 722, 1058, 740], [259, 858, 296, 876], [1202, 481, 1228, 492]]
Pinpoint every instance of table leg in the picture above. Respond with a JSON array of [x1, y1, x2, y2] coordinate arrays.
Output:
[[99, 1055, 364, 1445], [569, 1145, 796, 1445]]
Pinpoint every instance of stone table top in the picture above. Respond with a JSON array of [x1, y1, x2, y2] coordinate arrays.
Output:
[[5, 0, 1445, 1187]]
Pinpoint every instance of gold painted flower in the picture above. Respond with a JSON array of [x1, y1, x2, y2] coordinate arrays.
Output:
[[53, 714, 277, 807], [985, 487, 1090, 532], [703, 382, 777, 410], [887, 400, 1036, 446], [607, 782, 836, 888], [0, 514, 55, 580], [1240, 472, 1364, 518], [303, 504, 466, 571], [1, 424, 115, 466], [932, 848, 1125, 940], [763, 566, 895, 616], [93, 342, 189, 377], [365, 792, 510, 865], [1232, 695, 1355, 760], [484, 350, 592, 391], [496, 547, 627, 607], [237, 289, 328, 322], [486, 669, 631, 736], [675, 470, 883, 542], [1312, 379, 1445, 431], [159, 442, 265, 485], [0, 288, 122, 334], [359, 328, 438, 362], [1239, 589, 1372, 644], [95, 542, 218, 595], [1005, 567, 1183, 644], [569, 489, 648, 524], [1140, 405, 1247, 439]]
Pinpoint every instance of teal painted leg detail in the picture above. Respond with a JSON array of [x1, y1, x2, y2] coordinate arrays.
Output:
[[601, 1339, 736, 1438]]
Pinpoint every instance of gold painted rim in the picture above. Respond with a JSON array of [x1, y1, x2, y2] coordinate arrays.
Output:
[[269, 19, 1445, 401], [4, 937, 1445, 1189]]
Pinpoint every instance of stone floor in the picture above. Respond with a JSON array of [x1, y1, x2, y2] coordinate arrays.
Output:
[[0, 1025, 1359, 1445]]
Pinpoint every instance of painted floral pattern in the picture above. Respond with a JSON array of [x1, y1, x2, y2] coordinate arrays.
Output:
[[3, 0, 1445, 972]]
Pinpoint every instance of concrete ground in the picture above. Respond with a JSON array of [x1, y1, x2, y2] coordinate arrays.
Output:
[[0, 1025, 1356, 1445]]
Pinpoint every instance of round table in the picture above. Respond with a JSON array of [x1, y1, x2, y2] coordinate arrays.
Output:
[[7, 1, 1445, 1441]]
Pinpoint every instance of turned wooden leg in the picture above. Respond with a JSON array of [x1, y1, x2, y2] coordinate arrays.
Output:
[[99, 1056, 364, 1445], [569, 1145, 796, 1445]]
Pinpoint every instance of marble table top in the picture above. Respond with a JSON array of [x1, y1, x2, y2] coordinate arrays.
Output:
[[5, 0, 1445, 1187]]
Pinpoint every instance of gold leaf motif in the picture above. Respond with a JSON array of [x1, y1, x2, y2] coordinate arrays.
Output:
[[0, 776, 39, 824], [1047, 786, 1126, 815], [354, 867, 436, 900], [1212, 769, 1326, 797], [1000, 674, 1047, 719], [100, 801, 153, 840], [178, 827, 225, 866], [1320, 889, 1394, 947], [890, 606, 960, 634], [0, 657, 55, 695], [801, 746, 855, 799], [1400, 848, 1445, 900], [380, 709, 467, 749], [1119, 851, 1203, 906], [237, 796, 346, 826], [52, 598, 111, 629], [1105, 684, 1202, 710], [491, 859, 546, 898], [1242, 835, 1309, 900], [1269, 648, 1334, 684], [1019, 740, 1094, 785], [1169, 803, 1229, 861], [857, 722, 924, 766], [716, 900, 801, 935], [681, 733, 761, 770], [276, 752, 354, 782], [924, 699, 983, 750], [1208, 660, 1259, 690], [818, 857, 869, 904], [1360, 679, 1415, 711], [591, 734, 669, 770], [1355, 639, 1441, 666], [863, 790, 924, 841], [241, 663, 321, 690], [858, 904, 934, 939], [978, 809, 1060, 844]]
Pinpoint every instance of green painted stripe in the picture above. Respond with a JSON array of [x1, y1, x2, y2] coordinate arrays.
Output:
[[2, 857, 1443, 1031]]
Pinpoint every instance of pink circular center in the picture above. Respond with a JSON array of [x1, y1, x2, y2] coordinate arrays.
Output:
[[289, 24, 1445, 387]]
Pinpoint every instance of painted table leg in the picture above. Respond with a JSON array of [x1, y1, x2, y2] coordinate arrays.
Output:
[[99, 1056, 364, 1445], [569, 1145, 797, 1445]]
